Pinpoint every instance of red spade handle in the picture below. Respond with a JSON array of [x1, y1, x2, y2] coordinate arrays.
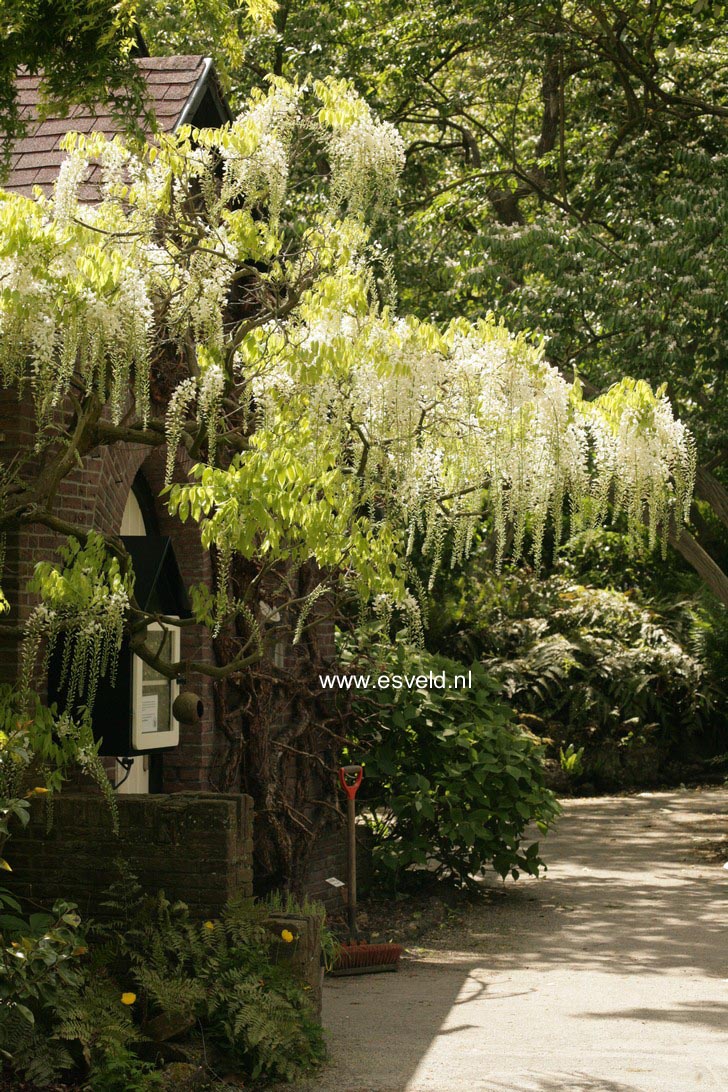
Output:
[[338, 764, 363, 800]]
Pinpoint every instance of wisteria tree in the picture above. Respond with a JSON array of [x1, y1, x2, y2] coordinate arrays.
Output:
[[0, 79, 696, 881]]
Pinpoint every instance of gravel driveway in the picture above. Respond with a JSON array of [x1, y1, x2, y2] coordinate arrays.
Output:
[[288, 787, 728, 1092]]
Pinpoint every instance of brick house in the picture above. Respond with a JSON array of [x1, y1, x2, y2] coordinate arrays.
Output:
[[0, 56, 349, 912], [1, 55, 231, 797]]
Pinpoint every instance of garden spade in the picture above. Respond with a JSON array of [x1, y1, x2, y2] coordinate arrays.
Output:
[[331, 764, 403, 975]]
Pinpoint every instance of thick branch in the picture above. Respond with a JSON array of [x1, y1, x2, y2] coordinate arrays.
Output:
[[694, 466, 728, 530], [129, 628, 263, 681], [669, 525, 728, 609], [93, 420, 166, 447]]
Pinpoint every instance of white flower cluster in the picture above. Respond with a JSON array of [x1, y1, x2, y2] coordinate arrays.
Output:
[[53, 154, 90, 225], [327, 113, 406, 215], [197, 356, 226, 466], [165, 377, 199, 484], [0, 79, 696, 640], [585, 380, 696, 554], [0, 77, 408, 463], [250, 295, 695, 589], [21, 587, 129, 710], [217, 82, 301, 222], [0, 186, 154, 429]]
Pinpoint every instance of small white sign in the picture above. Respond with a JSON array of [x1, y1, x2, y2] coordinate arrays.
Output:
[[325, 877, 345, 888], [141, 694, 159, 733]]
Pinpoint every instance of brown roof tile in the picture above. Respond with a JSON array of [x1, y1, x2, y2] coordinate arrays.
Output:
[[10, 150, 57, 170], [15, 133, 60, 153], [144, 55, 204, 72], [34, 167, 64, 185], [4, 56, 213, 199], [9, 168, 39, 189], [162, 84, 193, 101]]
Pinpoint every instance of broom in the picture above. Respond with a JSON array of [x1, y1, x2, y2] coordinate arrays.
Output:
[[329, 764, 404, 976]]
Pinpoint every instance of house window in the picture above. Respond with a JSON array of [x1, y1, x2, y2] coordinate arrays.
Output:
[[131, 622, 180, 751]]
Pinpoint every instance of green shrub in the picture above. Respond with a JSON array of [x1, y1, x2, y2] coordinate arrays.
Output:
[[0, 685, 118, 852], [342, 632, 560, 889], [85, 1045, 162, 1092], [0, 892, 89, 1086], [0, 866, 326, 1088], [0, 687, 137, 1088], [431, 562, 724, 787], [0, 685, 327, 1088], [0, 888, 157, 1089], [559, 744, 585, 778], [93, 867, 326, 1085]]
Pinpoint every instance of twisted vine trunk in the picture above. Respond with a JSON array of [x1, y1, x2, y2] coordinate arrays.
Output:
[[211, 557, 349, 895]]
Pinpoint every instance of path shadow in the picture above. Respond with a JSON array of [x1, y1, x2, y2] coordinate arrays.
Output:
[[581, 999, 728, 1032], [484, 1075, 648, 1092]]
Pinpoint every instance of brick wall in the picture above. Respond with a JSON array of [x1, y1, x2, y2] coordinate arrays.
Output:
[[1, 389, 349, 899], [0, 392, 218, 793], [7, 791, 254, 920], [303, 820, 373, 913]]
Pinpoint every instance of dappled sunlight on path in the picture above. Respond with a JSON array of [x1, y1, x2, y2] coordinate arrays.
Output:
[[462, 790, 727, 979], [287, 788, 728, 1092]]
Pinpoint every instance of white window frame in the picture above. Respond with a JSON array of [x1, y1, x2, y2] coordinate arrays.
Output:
[[131, 622, 180, 750]]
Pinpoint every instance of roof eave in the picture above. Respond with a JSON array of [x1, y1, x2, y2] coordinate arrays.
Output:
[[174, 57, 232, 131]]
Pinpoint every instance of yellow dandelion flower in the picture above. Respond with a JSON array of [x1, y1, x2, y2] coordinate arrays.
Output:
[[280, 929, 294, 943], [120, 992, 137, 1005]]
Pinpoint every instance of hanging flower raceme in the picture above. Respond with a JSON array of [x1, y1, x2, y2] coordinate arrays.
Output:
[[20, 534, 132, 711], [0, 176, 154, 429], [225, 280, 695, 609], [315, 78, 406, 216], [583, 379, 696, 553]]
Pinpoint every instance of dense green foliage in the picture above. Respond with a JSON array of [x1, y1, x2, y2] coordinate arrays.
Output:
[[94, 871, 326, 1084], [0, 0, 723, 950], [428, 539, 728, 788], [342, 632, 560, 888], [138, 0, 728, 427], [1, 867, 326, 1087], [0, 890, 93, 1086], [0, 685, 116, 868], [0, 686, 325, 1087], [138, 0, 728, 604]]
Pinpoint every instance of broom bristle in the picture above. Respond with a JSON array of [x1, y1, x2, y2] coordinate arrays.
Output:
[[330, 941, 404, 975]]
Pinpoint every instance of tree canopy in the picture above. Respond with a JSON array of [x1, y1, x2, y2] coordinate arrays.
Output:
[[0, 6, 717, 888]]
